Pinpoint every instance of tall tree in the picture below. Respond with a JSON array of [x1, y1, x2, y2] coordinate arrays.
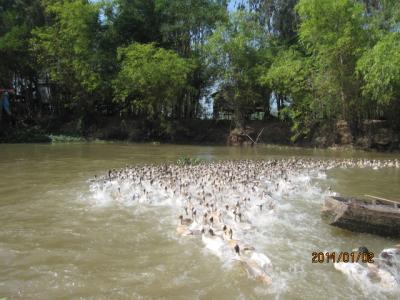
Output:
[[155, 0, 227, 55], [233, 0, 300, 43], [296, 0, 368, 121], [153, 0, 228, 119], [112, 0, 162, 46], [31, 0, 102, 117], [0, 0, 45, 116], [206, 10, 271, 127], [357, 32, 400, 122], [113, 43, 193, 119]]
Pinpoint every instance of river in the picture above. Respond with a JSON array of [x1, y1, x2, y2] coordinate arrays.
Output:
[[0, 143, 399, 300]]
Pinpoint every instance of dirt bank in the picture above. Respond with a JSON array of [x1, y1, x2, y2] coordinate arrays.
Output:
[[303, 120, 400, 151], [1, 115, 398, 152]]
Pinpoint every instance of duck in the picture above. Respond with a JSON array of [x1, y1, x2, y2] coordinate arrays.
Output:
[[234, 245, 272, 285], [225, 229, 239, 248], [176, 224, 191, 236], [352, 246, 370, 254], [334, 260, 397, 290], [191, 208, 197, 221], [335, 245, 400, 290], [188, 221, 203, 235], [179, 215, 193, 226], [201, 228, 226, 255], [176, 215, 194, 236], [248, 251, 272, 270], [222, 226, 232, 240], [223, 228, 255, 253], [93, 159, 399, 285], [374, 245, 400, 271]]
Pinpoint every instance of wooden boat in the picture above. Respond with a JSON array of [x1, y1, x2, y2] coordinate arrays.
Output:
[[321, 196, 400, 236]]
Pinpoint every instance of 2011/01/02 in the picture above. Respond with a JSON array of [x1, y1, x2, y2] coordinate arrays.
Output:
[[312, 251, 374, 263]]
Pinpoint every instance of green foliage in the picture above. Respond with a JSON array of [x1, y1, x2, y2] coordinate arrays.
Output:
[[297, 0, 365, 53], [112, 0, 161, 45], [296, 0, 368, 120], [279, 96, 315, 142], [48, 134, 86, 143], [357, 32, 400, 105], [260, 48, 316, 140], [0, 128, 50, 143], [154, 0, 228, 120], [176, 156, 203, 166], [272, 0, 300, 43], [113, 43, 193, 116], [155, 0, 228, 55], [31, 0, 102, 98], [0, 0, 44, 86], [206, 10, 270, 126], [363, 0, 400, 38], [1, 0, 400, 144], [260, 48, 310, 100]]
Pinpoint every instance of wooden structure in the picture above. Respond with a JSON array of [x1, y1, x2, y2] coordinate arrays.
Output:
[[211, 91, 266, 120]]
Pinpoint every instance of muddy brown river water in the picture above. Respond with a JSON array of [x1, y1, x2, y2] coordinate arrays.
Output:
[[0, 143, 399, 299]]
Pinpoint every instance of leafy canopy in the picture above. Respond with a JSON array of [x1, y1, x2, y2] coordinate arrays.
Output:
[[296, 0, 368, 119], [31, 0, 102, 96], [206, 10, 270, 122], [113, 43, 193, 115], [357, 32, 400, 105]]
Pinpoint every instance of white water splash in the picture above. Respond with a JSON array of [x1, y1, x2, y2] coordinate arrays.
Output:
[[84, 159, 400, 298]]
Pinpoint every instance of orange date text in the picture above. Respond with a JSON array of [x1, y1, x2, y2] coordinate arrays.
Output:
[[311, 251, 374, 263]]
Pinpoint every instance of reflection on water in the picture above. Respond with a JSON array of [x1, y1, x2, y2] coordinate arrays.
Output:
[[0, 143, 399, 299]]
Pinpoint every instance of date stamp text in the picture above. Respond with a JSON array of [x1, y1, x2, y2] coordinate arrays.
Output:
[[312, 251, 374, 263]]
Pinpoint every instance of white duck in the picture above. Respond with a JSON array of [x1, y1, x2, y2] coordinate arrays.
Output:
[[201, 228, 226, 256], [233, 244, 272, 284]]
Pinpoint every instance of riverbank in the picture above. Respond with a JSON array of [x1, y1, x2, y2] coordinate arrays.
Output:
[[0, 116, 399, 152]]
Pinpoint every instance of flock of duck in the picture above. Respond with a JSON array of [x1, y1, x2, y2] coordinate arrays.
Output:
[[335, 246, 400, 290], [91, 158, 400, 288]]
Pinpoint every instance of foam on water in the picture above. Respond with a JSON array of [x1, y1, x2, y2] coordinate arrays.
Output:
[[85, 159, 400, 298]]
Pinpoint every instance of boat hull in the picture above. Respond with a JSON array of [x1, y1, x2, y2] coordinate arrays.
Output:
[[321, 196, 400, 236]]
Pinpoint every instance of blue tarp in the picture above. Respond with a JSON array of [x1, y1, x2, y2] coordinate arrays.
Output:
[[2, 92, 11, 115]]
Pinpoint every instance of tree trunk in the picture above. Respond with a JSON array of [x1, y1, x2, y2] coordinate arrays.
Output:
[[234, 107, 245, 129]]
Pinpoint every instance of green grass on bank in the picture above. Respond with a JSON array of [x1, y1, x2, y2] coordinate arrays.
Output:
[[0, 129, 88, 144], [176, 156, 203, 166], [48, 134, 86, 143]]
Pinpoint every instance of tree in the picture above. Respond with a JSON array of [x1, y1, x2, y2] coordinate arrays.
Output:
[[206, 10, 271, 127], [155, 0, 228, 119], [260, 48, 318, 140], [0, 0, 45, 116], [296, 0, 368, 121], [272, 0, 299, 44], [113, 43, 193, 118], [233, 0, 300, 43], [31, 0, 102, 116], [260, 48, 310, 106], [112, 0, 162, 46], [357, 32, 400, 122], [362, 0, 400, 32], [155, 0, 227, 55]]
